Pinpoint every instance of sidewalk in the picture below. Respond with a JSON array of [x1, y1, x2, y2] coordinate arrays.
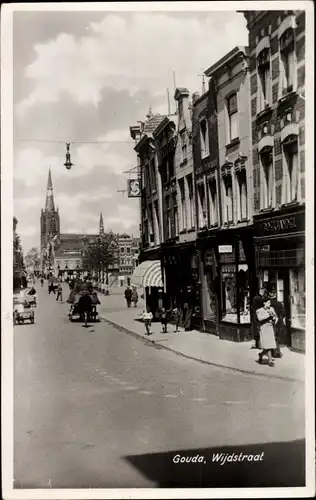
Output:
[[98, 292, 304, 383]]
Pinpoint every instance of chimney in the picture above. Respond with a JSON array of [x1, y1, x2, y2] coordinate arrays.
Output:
[[192, 92, 200, 104], [174, 87, 191, 128]]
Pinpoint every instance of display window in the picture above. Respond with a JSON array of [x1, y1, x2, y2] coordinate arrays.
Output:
[[219, 240, 250, 324], [290, 268, 305, 329]]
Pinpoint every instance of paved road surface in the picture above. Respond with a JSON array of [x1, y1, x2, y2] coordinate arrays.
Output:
[[14, 283, 305, 488]]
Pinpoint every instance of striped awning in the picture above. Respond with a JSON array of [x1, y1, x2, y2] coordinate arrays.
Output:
[[131, 260, 163, 288]]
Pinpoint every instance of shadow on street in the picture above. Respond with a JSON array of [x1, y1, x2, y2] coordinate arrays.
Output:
[[124, 439, 305, 488]]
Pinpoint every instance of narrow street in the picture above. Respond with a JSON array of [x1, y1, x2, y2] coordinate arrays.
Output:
[[14, 283, 305, 488]]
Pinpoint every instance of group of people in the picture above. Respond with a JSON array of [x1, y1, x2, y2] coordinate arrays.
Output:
[[253, 289, 285, 367], [124, 286, 139, 308], [142, 303, 193, 336]]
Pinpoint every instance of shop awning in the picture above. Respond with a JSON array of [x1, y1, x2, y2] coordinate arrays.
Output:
[[131, 260, 163, 288]]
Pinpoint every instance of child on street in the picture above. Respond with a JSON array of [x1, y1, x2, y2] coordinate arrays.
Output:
[[142, 307, 153, 335], [172, 305, 181, 332]]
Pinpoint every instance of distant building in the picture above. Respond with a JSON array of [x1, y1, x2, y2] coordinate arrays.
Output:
[[40, 168, 60, 273]]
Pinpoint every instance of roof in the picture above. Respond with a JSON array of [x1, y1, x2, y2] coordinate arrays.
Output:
[[205, 46, 248, 78], [53, 233, 98, 257], [143, 114, 166, 134]]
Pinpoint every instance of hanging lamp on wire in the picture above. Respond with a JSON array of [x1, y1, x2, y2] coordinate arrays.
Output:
[[64, 143, 73, 170]]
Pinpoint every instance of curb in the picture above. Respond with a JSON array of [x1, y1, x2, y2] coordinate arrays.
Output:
[[100, 316, 304, 384]]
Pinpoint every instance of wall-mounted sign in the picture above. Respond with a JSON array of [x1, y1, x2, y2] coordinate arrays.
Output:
[[263, 217, 296, 233], [218, 245, 233, 254], [255, 211, 305, 237], [127, 179, 141, 198]]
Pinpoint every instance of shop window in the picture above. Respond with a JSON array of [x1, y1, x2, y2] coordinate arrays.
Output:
[[290, 268, 305, 329], [197, 183, 207, 229], [200, 118, 210, 159], [283, 139, 298, 203], [180, 131, 187, 162], [257, 48, 271, 112], [219, 241, 250, 324], [237, 171, 248, 221], [226, 93, 239, 143], [208, 179, 218, 226], [223, 176, 233, 223], [279, 28, 297, 97], [179, 178, 187, 231], [187, 174, 195, 229], [260, 151, 274, 209]]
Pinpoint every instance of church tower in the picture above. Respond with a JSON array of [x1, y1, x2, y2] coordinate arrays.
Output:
[[99, 212, 104, 235], [40, 169, 60, 252]]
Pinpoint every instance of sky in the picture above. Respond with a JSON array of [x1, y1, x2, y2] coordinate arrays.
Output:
[[13, 8, 248, 253]]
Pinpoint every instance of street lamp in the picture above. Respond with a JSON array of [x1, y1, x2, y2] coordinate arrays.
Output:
[[64, 143, 73, 170]]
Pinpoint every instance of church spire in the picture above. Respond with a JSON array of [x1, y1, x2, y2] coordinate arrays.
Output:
[[99, 212, 104, 235], [45, 168, 55, 211]]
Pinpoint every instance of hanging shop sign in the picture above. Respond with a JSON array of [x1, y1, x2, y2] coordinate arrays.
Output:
[[218, 245, 233, 254], [127, 178, 141, 198]]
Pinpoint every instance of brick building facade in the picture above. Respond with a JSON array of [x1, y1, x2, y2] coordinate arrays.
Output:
[[243, 10, 306, 351]]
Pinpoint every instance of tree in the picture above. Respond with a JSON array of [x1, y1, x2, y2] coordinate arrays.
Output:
[[82, 232, 117, 283], [13, 232, 25, 290], [25, 247, 41, 272]]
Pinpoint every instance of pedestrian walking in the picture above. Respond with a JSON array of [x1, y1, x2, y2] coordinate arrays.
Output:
[[252, 287, 264, 349], [160, 307, 169, 333], [131, 287, 138, 307], [172, 305, 181, 332], [40, 277, 44, 288], [269, 292, 285, 358], [124, 286, 132, 308], [56, 283, 63, 302], [142, 307, 153, 335], [256, 295, 278, 367]]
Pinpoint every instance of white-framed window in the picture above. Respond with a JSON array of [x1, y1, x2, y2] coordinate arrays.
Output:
[[150, 158, 157, 191], [208, 179, 218, 226], [279, 28, 297, 98], [166, 196, 171, 239], [226, 93, 239, 143], [223, 177, 233, 223], [257, 48, 271, 112], [199, 118, 210, 159], [260, 150, 274, 209], [283, 139, 299, 203], [187, 174, 195, 229], [180, 130, 187, 162], [154, 200, 160, 245], [179, 178, 187, 231], [172, 192, 179, 237], [197, 183, 207, 229], [237, 171, 248, 221]]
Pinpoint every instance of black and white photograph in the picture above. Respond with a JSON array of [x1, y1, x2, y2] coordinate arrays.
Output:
[[1, 1, 315, 498]]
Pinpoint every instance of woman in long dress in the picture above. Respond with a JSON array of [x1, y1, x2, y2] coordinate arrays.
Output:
[[256, 296, 278, 367]]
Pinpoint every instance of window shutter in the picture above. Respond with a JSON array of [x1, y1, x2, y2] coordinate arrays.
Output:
[[278, 53, 286, 100]]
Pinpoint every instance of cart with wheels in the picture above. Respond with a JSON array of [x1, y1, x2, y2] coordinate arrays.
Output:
[[13, 301, 35, 325]]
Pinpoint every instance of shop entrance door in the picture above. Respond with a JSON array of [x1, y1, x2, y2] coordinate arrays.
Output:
[[276, 270, 291, 346]]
